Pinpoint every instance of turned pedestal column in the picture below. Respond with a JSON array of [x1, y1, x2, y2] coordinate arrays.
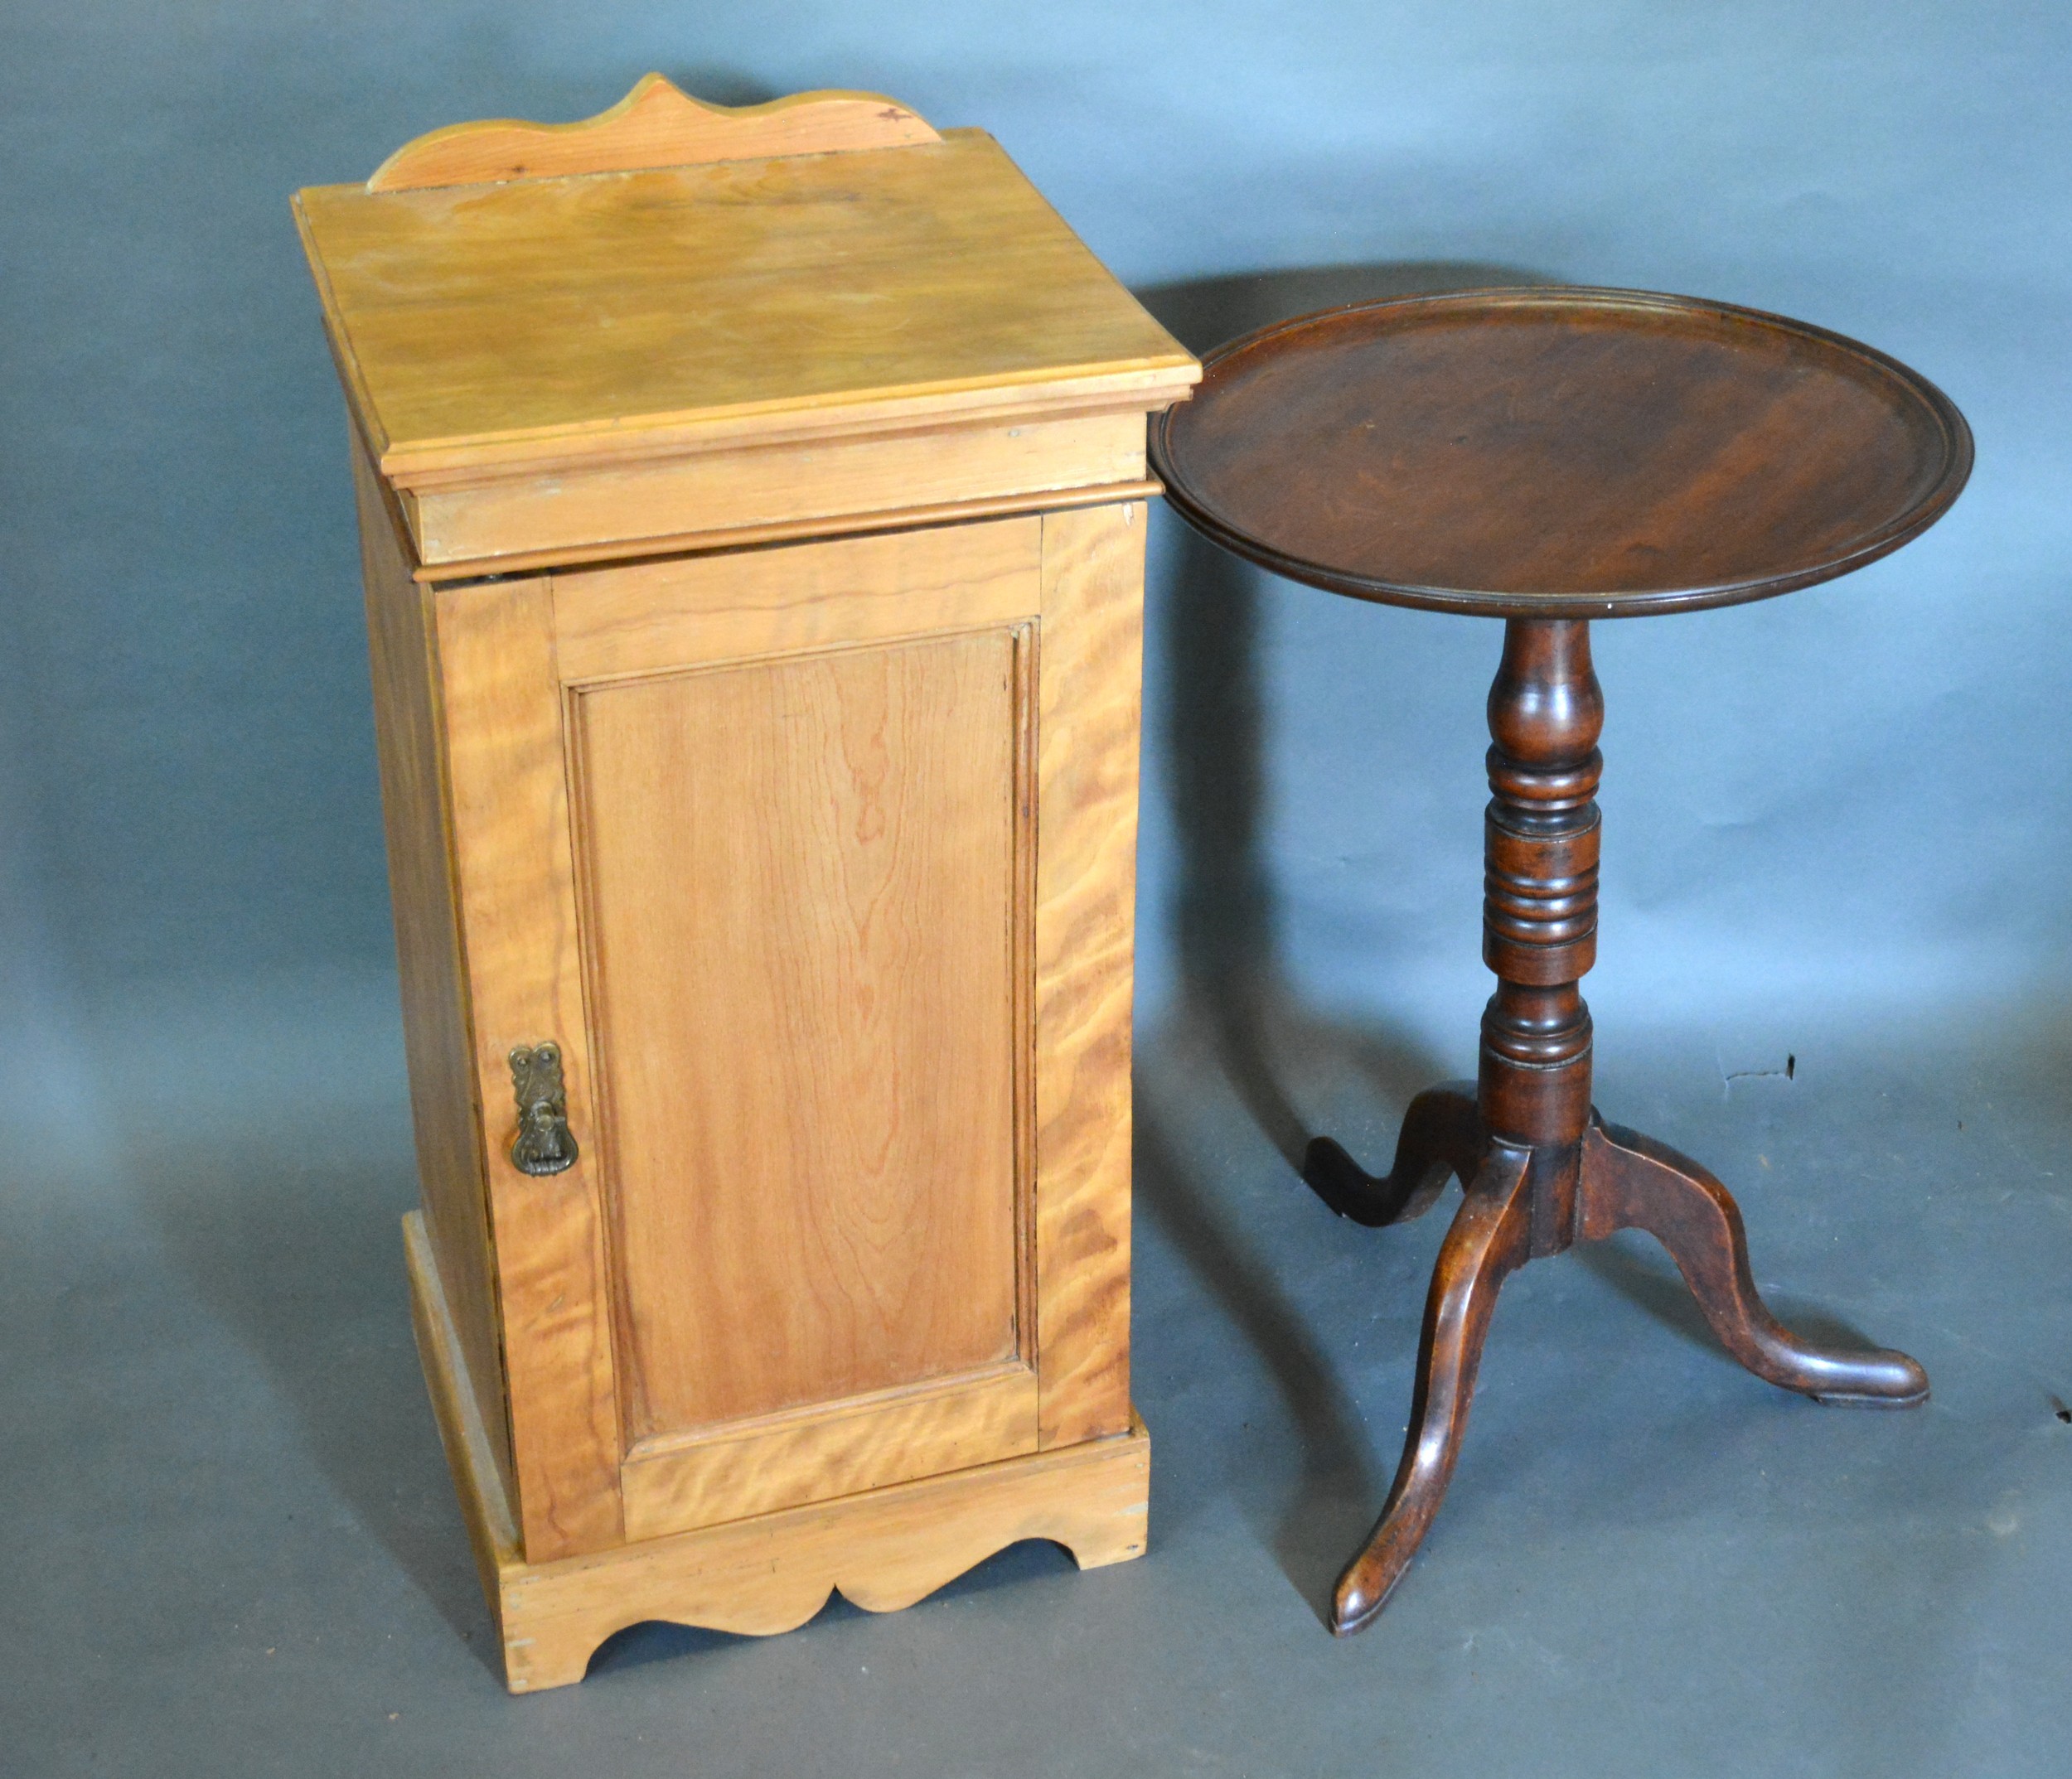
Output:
[[1304, 616, 1927, 1631]]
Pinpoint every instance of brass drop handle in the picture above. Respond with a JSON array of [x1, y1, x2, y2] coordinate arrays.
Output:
[[509, 1042, 579, 1176]]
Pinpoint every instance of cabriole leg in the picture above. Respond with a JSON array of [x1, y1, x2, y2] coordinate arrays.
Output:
[[1300, 1080, 1480, 1227], [1578, 1119, 1929, 1405], [1330, 1147, 1534, 1634]]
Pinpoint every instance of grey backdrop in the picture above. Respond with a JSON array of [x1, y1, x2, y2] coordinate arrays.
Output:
[[6, 3, 2070, 1774], [6, 2, 2067, 1134]]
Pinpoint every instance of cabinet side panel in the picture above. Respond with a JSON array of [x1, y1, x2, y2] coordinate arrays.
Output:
[[1033, 501, 1145, 1446], [351, 437, 515, 1501], [436, 576, 626, 1560]]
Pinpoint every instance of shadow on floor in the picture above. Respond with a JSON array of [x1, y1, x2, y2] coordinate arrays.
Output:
[[80, 978, 506, 1677], [152, 1119, 499, 1665]]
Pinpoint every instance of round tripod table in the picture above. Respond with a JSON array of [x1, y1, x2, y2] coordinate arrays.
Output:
[[1149, 287, 1972, 1635]]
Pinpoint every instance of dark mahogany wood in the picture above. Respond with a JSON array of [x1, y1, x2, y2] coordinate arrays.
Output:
[[1577, 1119, 1929, 1407], [1151, 287, 1972, 617], [1333, 1144, 1533, 1634], [1148, 287, 1970, 1635], [1301, 1080, 1478, 1227]]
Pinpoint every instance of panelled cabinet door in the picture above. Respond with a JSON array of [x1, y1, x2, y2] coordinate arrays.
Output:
[[437, 506, 1144, 1560]]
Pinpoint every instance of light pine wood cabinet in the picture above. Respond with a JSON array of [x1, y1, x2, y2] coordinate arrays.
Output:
[[295, 78, 1197, 1690]]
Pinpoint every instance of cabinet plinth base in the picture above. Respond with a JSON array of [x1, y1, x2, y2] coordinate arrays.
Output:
[[404, 1212, 1150, 1692]]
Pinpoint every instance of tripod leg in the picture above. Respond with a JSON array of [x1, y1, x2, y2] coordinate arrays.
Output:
[[1579, 1120, 1928, 1406], [1303, 1081, 1480, 1228], [1331, 1143, 1534, 1633]]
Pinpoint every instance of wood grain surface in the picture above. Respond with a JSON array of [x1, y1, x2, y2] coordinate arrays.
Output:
[[352, 433, 515, 1503], [404, 1208, 519, 1632], [293, 130, 1195, 481], [404, 1208, 1146, 1694], [516, 1414, 1145, 1692], [368, 74, 939, 193], [409, 477, 1160, 584], [617, 1361, 1037, 1541], [403, 411, 1139, 566], [435, 576, 624, 1560], [1031, 503, 1146, 1447], [574, 628, 1029, 1441], [1151, 286, 1971, 616], [549, 516, 1042, 683]]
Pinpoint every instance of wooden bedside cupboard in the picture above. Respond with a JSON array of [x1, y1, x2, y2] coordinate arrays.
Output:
[[293, 76, 1198, 1691]]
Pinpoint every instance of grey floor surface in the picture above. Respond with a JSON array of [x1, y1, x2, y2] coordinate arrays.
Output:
[[7, 967, 2069, 1777]]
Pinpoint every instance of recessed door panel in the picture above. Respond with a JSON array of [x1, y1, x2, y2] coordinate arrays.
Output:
[[574, 626, 1031, 1453]]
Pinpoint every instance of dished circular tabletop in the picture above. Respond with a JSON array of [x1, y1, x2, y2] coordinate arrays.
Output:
[[1149, 288, 1972, 617]]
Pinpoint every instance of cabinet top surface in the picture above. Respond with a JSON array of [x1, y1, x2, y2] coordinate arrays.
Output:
[[295, 129, 1196, 479]]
